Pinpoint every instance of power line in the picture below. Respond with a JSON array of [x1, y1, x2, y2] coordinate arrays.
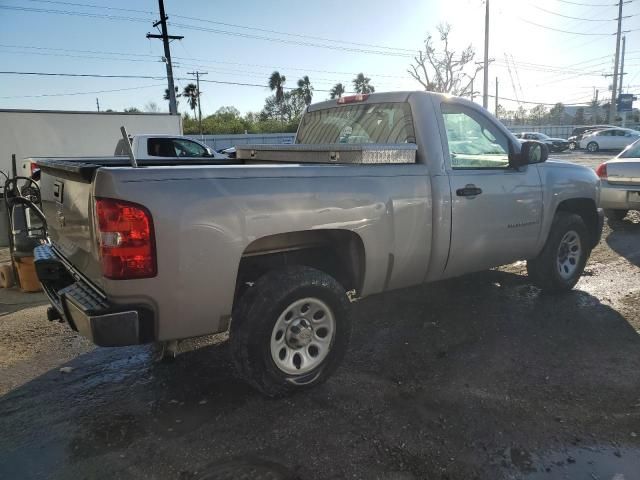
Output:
[[0, 43, 413, 79], [3, 4, 415, 58], [168, 22, 414, 57], [0, 83, 165, 99], [25, 0, 153, 15], [0, 70, 338, 93], [24, 0, 416, 54], [555, 0, 620, 6], [533, 4, 619, 20], [518, 17, 616, 34]]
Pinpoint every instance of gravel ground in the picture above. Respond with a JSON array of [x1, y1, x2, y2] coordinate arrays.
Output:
[[1, 152, 639, 480]]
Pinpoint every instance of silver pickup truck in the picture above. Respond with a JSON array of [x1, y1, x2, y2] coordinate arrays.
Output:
[[34, 91, 603, 396]]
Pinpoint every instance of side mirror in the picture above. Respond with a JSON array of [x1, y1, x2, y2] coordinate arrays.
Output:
[[514, 140, 548, 167]]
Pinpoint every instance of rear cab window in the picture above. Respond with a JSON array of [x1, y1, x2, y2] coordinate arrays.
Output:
[[147, 138, 176, 157], [296, 102, 416, 145]]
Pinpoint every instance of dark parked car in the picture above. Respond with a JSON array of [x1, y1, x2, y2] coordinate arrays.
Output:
[[514, 132, 570, 152], [567, 125, 615, 150]]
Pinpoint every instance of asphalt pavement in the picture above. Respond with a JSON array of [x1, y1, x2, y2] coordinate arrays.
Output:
[[1, 151, 639, 480]]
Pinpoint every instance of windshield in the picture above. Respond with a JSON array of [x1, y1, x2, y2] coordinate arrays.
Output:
[[620, 139, 640, 158], [296, 102, 416, 145]]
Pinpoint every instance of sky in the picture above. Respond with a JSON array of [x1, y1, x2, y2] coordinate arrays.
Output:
[[0, 0, 639, 116]]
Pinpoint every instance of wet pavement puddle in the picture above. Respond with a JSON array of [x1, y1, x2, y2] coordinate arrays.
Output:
[[519, 445, 640, 479]]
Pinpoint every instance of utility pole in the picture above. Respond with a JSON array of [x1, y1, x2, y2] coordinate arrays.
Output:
[[608, 0, 623, 124], [187, 71, 207, 135], [619, 36, 626, 126], [96, 98, 100, 112], [618, 36, 626, 99], [147, 0, 183, 115], [495, 77, 498, 117], [483, 0, 490, 109]]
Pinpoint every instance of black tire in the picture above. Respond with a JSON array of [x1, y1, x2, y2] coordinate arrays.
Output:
[[230, 266, 351, 397], [604, 209, 628, 221], [587, 141, 599, 153], [527, 212, 590, 293]]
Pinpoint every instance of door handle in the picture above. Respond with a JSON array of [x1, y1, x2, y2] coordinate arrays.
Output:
[[456, 185, 483, 197]]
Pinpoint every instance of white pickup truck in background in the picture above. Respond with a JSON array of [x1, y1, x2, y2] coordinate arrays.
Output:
[[22, 134, 229, 176], [1, 108, 182, 177]]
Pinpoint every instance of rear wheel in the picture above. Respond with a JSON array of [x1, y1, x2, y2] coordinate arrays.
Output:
[[587, 141, 599, 153], [527, 212, 590, 293], [604, 209, 628, 221], [230, 266, 351, 397]]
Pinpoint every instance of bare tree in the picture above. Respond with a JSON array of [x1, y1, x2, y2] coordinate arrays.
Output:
[[408, 24, 481, 97]]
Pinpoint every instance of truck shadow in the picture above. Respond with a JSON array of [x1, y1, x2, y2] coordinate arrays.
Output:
[[2, 269, 640, 479], [605, 211, 640, 267]]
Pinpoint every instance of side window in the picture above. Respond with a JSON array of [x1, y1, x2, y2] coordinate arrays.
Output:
[[148, 138, 176, 157], [173, 139, 207, 157], [615, 130, 626, 137], [442, 105, 510, 169]]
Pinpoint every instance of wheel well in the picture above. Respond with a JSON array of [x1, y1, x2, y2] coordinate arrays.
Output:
[[556, 198, 599, 248], [234, 230, 365, 305]]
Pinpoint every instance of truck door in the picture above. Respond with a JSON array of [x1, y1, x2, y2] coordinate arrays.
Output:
[[439, 103, 543, 278]]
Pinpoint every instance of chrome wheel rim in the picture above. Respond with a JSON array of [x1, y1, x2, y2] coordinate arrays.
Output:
[[270, 297, 335, 375], [588, 143, 597, 152], [557, 230, 582, 280]]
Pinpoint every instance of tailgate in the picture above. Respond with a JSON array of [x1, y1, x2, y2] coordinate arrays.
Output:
[[38, 159, 104, 288], [607, 159, 640, 186]]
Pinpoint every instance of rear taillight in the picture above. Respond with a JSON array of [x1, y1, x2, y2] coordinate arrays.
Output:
[[595, 163, 607, 179], [337, 94, 369, 104], [94, 198, 156, 279], [30, 162, 39, 175]]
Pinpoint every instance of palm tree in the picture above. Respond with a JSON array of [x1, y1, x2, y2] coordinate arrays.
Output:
[[296, 76, 314, 106], [163, 87, 180, 109], [182, 83, 199, 113], [329, 83, 345, 99], [353, 73, 375, 94], [268, 71, 286, 103]]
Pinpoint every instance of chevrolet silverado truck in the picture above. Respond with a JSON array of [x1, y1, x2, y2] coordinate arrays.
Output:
[[33, 91, 603, 396]]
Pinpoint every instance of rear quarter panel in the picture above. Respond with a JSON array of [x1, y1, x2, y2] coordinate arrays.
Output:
[[94, 164, 433, 341]]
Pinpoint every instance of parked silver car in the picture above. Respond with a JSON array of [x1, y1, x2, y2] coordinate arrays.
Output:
[[580, 127, 640, 152], [596, 138, 640, 220]]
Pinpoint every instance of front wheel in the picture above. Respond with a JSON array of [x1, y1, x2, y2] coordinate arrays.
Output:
[[230, 266, 351, 397], [527, 212, 590, 293], [568, 142, 576, 151], [587, 141, 599, 153]]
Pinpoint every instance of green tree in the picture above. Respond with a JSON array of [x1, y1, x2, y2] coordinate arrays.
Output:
[[353, 73, 375, 94], [144, 101, 160, 113], [295, 75, 313, 106], [515, 105, 528, 125], [182, 83, 199, 113], [573, 107, 585, 125], [496, 104, 506, 120], [530, 104, 547, 125], [549, 102, 565, 124], [123, 107, 141, 113], [163, 87, 180, 110], [269, 71, 286, 103], [261, 91, 305, 123], [330, 83, 345, 99]]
